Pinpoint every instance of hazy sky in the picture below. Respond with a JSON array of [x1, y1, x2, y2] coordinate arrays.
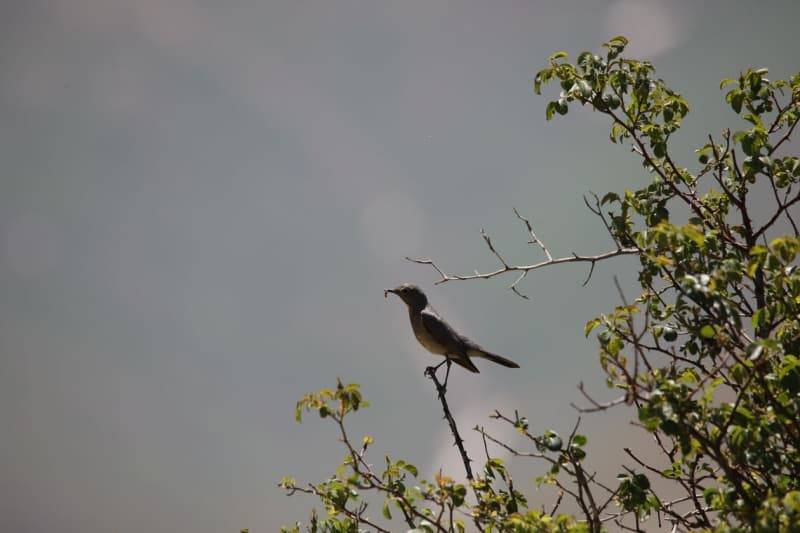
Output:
[[2, 1, 799, 532]]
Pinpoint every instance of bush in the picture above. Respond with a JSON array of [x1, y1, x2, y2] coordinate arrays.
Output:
[[279, 37, 800, 532]]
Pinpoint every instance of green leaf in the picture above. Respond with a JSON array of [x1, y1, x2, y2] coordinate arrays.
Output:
[[546, 101, 557, 120], [488, 457, 505, 468], [402, 463, 418, 477], [572, 434, 588, 447], [752, 308, 768, 329], [577, 51, 594, 66], [549, 51, 568, 61], [743, 113, 763, 127], [584, 318, 601, 337], [682, 224, 705, 246], [784, 491, 800, 511], [731, 91, 744, 114], [609, 122, 625, 143], [382, 500, 392, 520], [603, 35, 629, 59], [661, 463, 681, 479], [606, 336, 623, 356], [534, 68, 552, 95]]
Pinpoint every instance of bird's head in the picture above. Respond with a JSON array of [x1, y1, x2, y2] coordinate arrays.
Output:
[[385, 283, 428, 312]]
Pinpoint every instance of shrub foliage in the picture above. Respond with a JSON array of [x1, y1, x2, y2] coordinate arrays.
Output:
[[280, 37, 800, 532]]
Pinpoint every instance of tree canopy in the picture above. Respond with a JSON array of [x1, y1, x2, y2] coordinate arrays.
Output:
[[279, 37, 800, 532]]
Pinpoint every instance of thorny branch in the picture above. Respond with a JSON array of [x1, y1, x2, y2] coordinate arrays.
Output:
[[425, 364, 475, 483]]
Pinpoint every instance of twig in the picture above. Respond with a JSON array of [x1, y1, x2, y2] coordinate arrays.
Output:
[[623, 447, 669, 478], [283, 483, 392, 533], [513, 207, 553, 260], [475, 426, 583, 502], [768, 114, 800, 156], [570, 382, 627, 413], [478, 424, 520, 515], [767, 175, 799, 236], [550, 491, 565, 516], [754, 188, 800, 240]]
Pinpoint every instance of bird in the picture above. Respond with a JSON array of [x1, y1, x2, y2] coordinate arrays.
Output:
[[385, 283, 520, 381]]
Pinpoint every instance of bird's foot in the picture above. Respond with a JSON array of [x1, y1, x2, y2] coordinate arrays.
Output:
[[425, 359, 448, 376], [424, 359, 452, 392]]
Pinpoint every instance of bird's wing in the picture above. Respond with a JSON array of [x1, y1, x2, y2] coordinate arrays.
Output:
[[420, 308, 464, 353], [420, 309, 480, 373]]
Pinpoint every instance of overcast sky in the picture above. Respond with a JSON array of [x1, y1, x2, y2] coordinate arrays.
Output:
[[2, 1, 799, 532]]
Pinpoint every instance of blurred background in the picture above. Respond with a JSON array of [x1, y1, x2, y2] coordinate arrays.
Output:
[[2, 1, 798, 531]]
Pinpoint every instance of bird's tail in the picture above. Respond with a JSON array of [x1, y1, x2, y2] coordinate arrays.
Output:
[[468, 348, 520, 368]]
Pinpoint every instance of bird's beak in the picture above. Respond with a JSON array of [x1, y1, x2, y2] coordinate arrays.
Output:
[[384, 288, 396, 299]]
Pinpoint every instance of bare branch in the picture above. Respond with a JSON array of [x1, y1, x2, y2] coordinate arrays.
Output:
[[480, 228, 510, 269], [407, 247, 636, 295]]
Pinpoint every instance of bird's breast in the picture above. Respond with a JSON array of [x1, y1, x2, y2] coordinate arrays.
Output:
[[409, 312, 447, 355]]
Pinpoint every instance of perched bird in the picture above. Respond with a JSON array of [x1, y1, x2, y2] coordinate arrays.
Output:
[[385, 283, 520, 375]]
